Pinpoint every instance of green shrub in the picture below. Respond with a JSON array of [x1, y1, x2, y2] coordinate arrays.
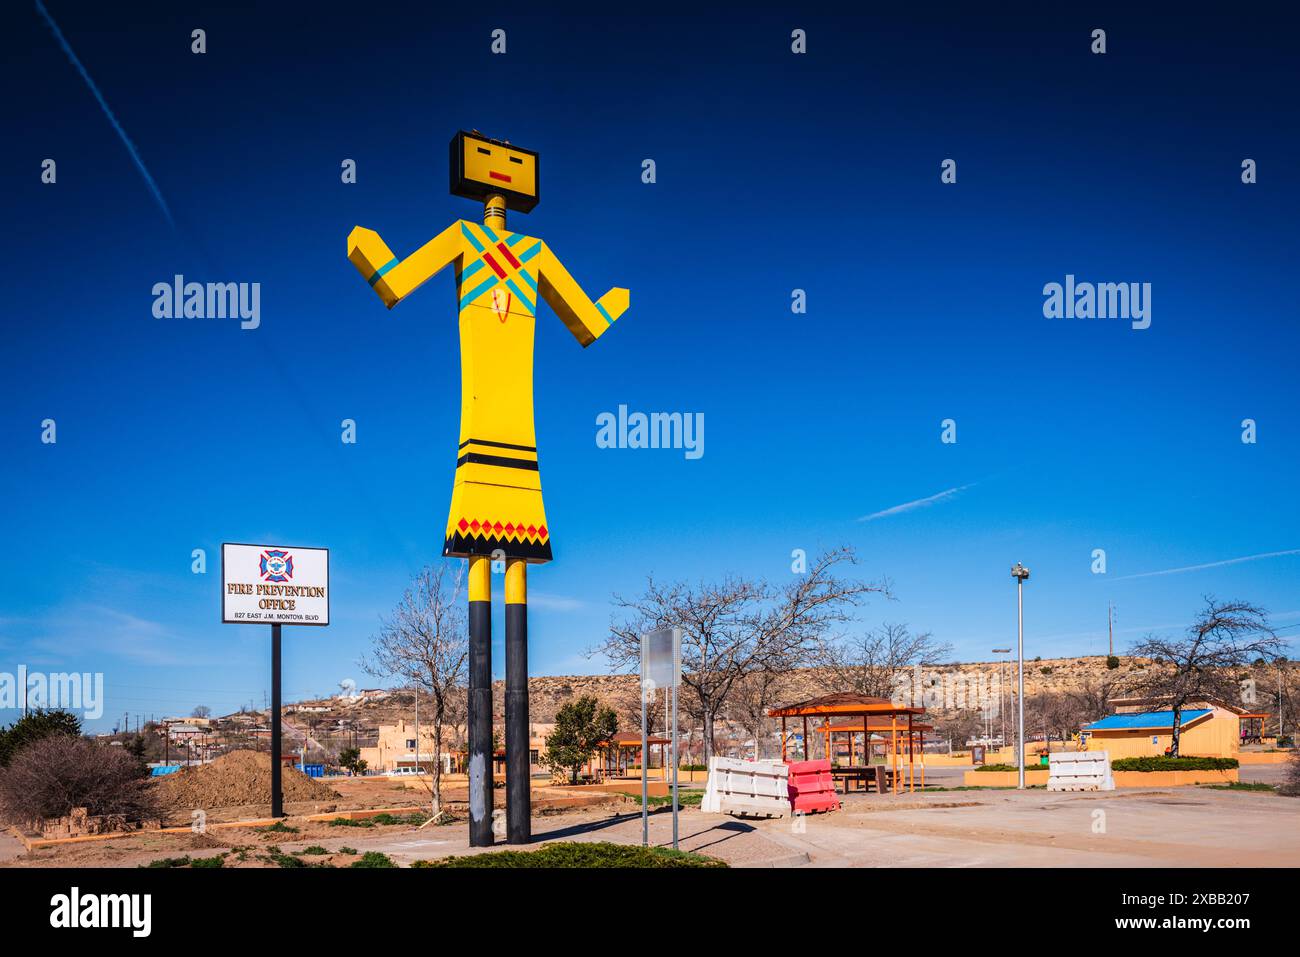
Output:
[[257, 821, 299, 834], [974, 764, 1045, 772], [327, 812, 427, 828], [368, 812, 427, 826], [141, 854, 223, 868], [1111, 756, 1238, 772], [300, 845, 329, 855], [350, 851, 396, 868], [338, 846, 357, 855], [644, 791, 704, 808], [1106, 655, 1120, 670], [411, 841, 726, 868]]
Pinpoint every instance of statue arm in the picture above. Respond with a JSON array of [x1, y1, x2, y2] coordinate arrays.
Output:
[[536, 242, 629, 346], [347, 221, 462, 309]]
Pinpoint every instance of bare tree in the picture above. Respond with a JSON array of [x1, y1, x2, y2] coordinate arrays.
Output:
[[729, 666, 792, 760], [363, 563, 469, 815], [1129, 597, 1283, 756], [815, 621, 953, 699], [1026, 691, 1088, 750], [1067, 672, 1131, 724], [598, 547, 889, 763]]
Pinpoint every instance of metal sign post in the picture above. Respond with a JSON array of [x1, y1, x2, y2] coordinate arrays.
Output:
[[641, 680, 649, 847], [640, 627, 682, 849], [222, 543, 330, 819], [271, 622, 282, 817]]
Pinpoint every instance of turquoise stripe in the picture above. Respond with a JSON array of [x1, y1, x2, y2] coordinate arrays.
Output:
[[518, 241, 541, 263], [505, 232, 526, 247], [505, 278, 535, 311], [367, 257, 398, 286], [459, 275, 499, 309], [481, 223, 499, 244], [518, 268, 538, 292], [457, 259, 486, 284], [460, 221, 485, 253], [595, 301, 614, 325]]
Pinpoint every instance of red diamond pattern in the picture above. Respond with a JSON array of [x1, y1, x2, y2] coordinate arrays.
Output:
[[451, 520, 550, 541]]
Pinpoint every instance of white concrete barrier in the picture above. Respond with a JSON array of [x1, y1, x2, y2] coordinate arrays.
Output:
[[1048, 750, 1114, 791], [701, 757, 789, 817]]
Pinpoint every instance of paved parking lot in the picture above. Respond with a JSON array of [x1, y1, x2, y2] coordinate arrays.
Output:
[[277, 784, 1299, 868]]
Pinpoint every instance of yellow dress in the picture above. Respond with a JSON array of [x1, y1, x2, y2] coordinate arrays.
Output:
[[348, 218, 629, 564]]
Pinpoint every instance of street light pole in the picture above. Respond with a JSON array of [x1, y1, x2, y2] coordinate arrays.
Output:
[[1010, 564, 1030, 789]]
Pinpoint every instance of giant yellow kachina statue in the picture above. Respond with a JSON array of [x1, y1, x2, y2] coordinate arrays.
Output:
[[347, 130, 629, 846]]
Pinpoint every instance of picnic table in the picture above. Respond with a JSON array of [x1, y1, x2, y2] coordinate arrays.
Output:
[[831, 765, 891, 793]]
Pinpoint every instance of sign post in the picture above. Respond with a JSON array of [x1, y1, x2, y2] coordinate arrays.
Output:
[[271, 622, 282, 817], [222, 543, 330, 817], [640, 627, 682, 849]]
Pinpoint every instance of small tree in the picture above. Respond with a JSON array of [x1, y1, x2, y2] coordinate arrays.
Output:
[[1129, 598, 1284, 756], [363, 564, 469, 816], [337, 747, 367, 775], [545, 696, 618, 784], [0, 709, 82, 767], [192, 705, 211, 719]]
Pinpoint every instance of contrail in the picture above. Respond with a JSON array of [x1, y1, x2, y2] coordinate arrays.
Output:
[[35, 0, 174, 226], [1113, 548, 1300, 581], [857, 483, 975, 522]]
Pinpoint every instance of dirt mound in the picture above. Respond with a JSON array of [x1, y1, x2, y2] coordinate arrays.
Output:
[[154, 750, 339, 810]]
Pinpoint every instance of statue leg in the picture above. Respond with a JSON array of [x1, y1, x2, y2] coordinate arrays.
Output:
[[505, 558, 531, 843], [468, 555, 494, 847]]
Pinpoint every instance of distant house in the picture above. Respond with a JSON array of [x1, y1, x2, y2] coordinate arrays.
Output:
[[1082, 696, 1245, 759]]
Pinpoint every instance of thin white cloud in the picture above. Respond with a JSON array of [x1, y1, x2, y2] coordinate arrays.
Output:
[[36, 1, 174, 227], [857, 484, 975, 522], [1113, 548, 1300, 581]]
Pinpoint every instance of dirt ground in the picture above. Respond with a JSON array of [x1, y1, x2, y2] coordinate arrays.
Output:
[[1, 779, 630, 868], [7, 782, 1297, 868]]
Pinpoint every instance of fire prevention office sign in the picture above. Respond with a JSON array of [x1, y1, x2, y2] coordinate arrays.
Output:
[[221, 543, 330, 626]]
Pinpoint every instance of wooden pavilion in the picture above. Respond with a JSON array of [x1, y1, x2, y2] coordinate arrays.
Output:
[[769, 693, 927, 794]]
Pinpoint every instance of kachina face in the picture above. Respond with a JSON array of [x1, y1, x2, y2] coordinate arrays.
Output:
[[449, 130, 539, 212]]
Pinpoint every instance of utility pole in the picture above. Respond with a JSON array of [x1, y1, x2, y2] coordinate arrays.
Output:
[[1108, 602, 1114, 657]]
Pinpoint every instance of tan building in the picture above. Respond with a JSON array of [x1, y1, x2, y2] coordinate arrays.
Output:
[[1082, 696, 1245, 759], [362, 719, 553, 773]]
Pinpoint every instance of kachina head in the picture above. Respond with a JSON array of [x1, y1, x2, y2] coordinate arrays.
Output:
[[449, 130, 539, 215]]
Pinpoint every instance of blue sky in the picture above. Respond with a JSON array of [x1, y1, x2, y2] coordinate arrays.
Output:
[[2, 3, 1298, 730]]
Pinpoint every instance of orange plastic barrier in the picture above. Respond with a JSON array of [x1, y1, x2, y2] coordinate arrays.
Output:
[[786, 758, 840, 814]]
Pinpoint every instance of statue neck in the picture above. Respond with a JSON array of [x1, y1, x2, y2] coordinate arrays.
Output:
[[484, 194, 507, 231]]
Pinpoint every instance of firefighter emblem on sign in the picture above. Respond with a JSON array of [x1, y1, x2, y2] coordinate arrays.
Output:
[[259, 549, 294, 583]]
